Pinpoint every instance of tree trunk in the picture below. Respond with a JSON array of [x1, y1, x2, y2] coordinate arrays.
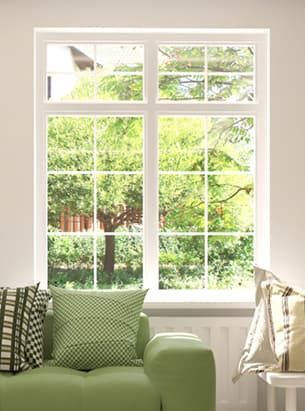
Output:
[[104, 235, 115, 277]]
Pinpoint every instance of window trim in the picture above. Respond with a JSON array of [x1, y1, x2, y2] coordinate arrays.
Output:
[[34, 28, 269, 303]]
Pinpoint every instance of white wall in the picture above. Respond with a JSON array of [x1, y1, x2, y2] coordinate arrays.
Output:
[[0, 3, 304, 410], [0, 0, 304, 287]]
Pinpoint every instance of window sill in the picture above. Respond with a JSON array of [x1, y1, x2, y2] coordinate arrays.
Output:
[[144, 289, 255, 310]]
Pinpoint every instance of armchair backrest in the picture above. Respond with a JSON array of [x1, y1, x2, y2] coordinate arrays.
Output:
[[43, 310, 151, 361]]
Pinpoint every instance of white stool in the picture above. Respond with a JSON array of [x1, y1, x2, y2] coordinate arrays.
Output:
[[259, 372, 305, 411]]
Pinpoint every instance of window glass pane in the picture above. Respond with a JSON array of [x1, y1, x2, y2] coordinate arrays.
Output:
[[47, 44, 95, 101], [208, 175, 253, 232], [48, 175, 93, 232], [160, 151, 204, 172], [159, 235, 205, 289], [96, 44, 144, 72], [97, 236, 143, 289], [95, 44, 143, 101], [48, 116, 94, 171], [208, 235, 253, 289], [158, 45, 205, 72], [159, 175, 205, 232], [208, 117, 254, 172], [47, 73, 95, 101], [96, 117, 143, 171], [48, 235, 94, 289], [159, 74, 205, 101], [47, 44, 95, 73], [97, 175, 143, 232], [159, 117, 205, 171], [208, 75, 254, 102], [208, 46, 254, 72], [47, 44, 144, 101], [96, 74, 143, 101]]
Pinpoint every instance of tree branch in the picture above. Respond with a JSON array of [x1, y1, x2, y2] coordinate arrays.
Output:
[[209, 185, 252, 204]]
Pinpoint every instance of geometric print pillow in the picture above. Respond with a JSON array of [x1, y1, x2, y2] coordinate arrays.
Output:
[[25, 289, 50, 368], [0, 285, 39, 372], [50, 286, 147, 370]]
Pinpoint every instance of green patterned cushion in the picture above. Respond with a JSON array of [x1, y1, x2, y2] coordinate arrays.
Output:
[[0, 285, 39, 372], [50, 286, 147, 370], [25, 289, 50, 368]]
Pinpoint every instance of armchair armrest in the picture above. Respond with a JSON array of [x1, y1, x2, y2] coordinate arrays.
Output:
[[144, 333, 215, 411]]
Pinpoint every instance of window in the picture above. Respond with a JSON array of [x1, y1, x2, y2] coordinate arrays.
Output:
[[35, 29, 269, 300]]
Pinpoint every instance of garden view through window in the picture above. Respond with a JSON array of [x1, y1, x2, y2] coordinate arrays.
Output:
[[45, 36, 258, 291]]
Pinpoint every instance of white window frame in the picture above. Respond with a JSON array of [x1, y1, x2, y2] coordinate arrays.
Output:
[[34, 28, 270, 307]]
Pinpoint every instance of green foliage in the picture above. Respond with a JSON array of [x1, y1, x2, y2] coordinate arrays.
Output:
[[66, 72, 143, 101], [207, 75, 254, 102], [158, 45, 254, 75], [48, 116, 94, 170], [48, 235, 142, 289], [97, 236, 143, 289], [208, 46, 254, 72], [159, 236, 204, 289], [159, 74, 205, 101], [159, 46, 205, 72], [159, 175, 205, 232], [96, 73, 142, 101], [48, 236, 94, 288], [208, 174, 253, 232], [208, 117, 254, 171], [158, 45, 254, 102], [97, 117, 142, 171], [159, 117, 205, 171], [97, 175, 142, 219], [208, 236, 253, 289], [48, 174, 93, 229]]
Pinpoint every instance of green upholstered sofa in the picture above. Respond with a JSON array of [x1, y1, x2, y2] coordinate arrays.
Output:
[[0, 311, 215, 411]]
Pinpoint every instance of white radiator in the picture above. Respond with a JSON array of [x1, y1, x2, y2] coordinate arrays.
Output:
[[150, 317, 256, 411]]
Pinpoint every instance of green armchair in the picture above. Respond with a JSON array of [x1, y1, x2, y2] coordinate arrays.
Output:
[[0, 311, 215, 411]]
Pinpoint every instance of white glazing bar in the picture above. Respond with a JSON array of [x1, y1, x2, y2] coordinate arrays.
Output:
[[159, 171, 252, 176], [47, 71, 142, 76], [93, 116, 97, 288], [206, 72, 254, 76], [48, 232, 143, 237], [253, 44, 257, 103], [155, 102, 258, 113], [47, 170, 252, 176], [93, 44, 97, 101], [143, 40, 159, 292], [43, 102, 259, 115], [204, 117, 209, 288], [204, 46, 208, 288], [49, 231, 253, 237], [158, 232, 254, 236], [158, 71, 205, 76], [204, 45, 208, 102], [47, 170, 143, 175], [158, 71, 254, 76], [44, 102, 149, 114]]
